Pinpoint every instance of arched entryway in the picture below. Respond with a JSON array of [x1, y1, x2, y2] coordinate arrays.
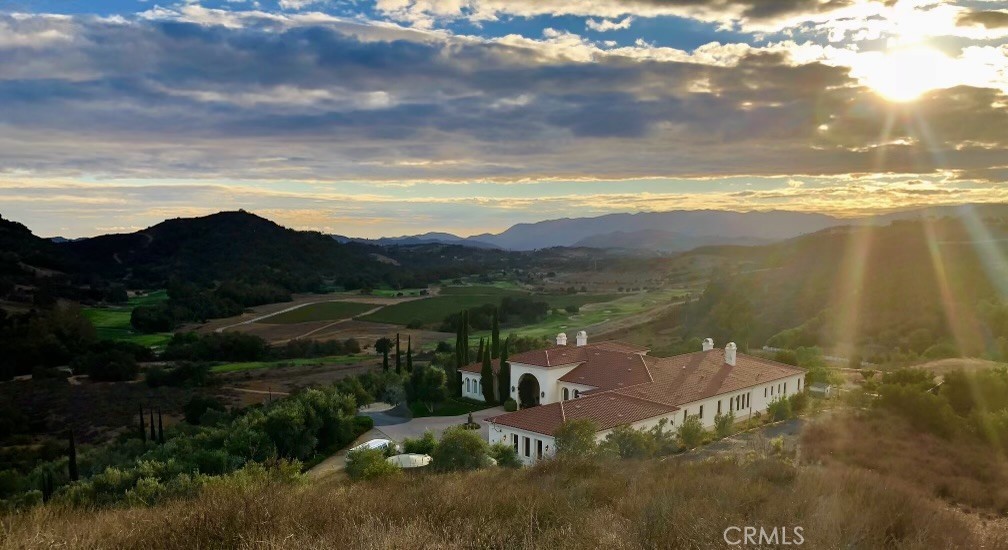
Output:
[[517, 373, 541, 408]]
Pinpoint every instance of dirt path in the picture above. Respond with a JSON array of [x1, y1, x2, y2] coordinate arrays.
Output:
[[289, 305, 384, 342]]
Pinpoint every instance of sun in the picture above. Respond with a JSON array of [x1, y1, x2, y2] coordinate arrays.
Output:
[[856, 46, 952, 102]]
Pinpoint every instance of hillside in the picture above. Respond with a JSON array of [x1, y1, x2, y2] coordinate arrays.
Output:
[[675, 213, 1008, 362], [0, 455, 987, 549]]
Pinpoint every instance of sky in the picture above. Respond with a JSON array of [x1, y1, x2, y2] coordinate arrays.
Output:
[[1, 0, 1007, 238]]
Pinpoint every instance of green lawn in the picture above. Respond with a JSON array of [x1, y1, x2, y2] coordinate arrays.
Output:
[[409, 396, 496, 418], [258, 301, 377, 324], [210, 354, 369, 374], [84, 290, 172, 347]]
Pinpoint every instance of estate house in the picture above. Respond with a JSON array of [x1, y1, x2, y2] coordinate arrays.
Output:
[[460, 333, 804, 465]]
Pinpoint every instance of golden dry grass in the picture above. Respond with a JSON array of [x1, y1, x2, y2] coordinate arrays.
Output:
[[1, 457, 999, 549]]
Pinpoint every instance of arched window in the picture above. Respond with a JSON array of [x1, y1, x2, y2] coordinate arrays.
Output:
[[467, 379, 471, 393], [563, 388, 569, 400], [574, 390, 580, 398]]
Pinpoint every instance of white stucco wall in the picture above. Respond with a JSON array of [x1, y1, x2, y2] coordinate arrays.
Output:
[[489, 424, 557, 465], [558, 381, 596, 401], [508, 361, 580, 405], [461, 372, 487, 401]]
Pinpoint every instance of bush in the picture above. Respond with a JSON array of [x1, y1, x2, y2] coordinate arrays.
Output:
[[789, 392, 809, 414], [353, 415, 374, 435], [677, 415, 704, 449], [146, 362, 212, 388], [431, 428, 488, 472], [767, 397, 792, 422], [602, 425, 657, 459], [184, 395, 226, 425], [71, 350, 139, 382], [714, 411, 735, 438], [401, 431, 437, 455], [488, 443, 521, 468], [503, 399, 518, 412], [554, 419, 599, 458], [345, 447, 401, 481]]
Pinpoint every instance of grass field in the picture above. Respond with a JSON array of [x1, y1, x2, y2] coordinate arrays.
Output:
[[361, 285, 625, 328], [83, 290, 173, 347], [258, 301, 377, 324], [210, 355, 367, 374]]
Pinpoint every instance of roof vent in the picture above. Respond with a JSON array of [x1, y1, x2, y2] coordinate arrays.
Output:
[[576, 330, 587, 347], [725, 342, 737, 366], [702, 338, 714, 352], [556, 332, 568, 346]]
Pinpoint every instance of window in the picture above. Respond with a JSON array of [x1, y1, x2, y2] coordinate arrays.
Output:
[[764, 387, 768, 398], [784, 382, 788, 395], [729, 398, 733, 413], [467, 379, 471, 393], [717, 400, 722, 415], [574, 390, 580, 398], [536, 440, 543, 459], [798, 379, 802, 391], [683, 410, 687, 422], [745, 393, 749, 409], [563, 388, 569, 401], [770, 385, 774, 396], [699, 405, 704, 419], [523, 437, 531, 457], [512, 434, 518, 452]]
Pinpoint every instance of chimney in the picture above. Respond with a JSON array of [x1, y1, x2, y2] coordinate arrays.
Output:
[[725, 342, 737, 366], [702, 338, 714, 352], [556, 332, 568, 346], [576, 331, 587, 347]]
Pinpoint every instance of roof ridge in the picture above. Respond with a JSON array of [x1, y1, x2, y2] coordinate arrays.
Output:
[[559, 400, 566, 422], [639, 354, 653, 383]]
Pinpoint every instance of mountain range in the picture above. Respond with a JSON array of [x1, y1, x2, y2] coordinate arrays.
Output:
[[340, 205, 1008, 252]]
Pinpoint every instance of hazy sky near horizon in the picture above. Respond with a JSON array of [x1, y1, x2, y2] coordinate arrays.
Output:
[[1, 0, 1007, 237]]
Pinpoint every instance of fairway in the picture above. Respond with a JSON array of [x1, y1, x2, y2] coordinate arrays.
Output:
[[83, 290, 172, 347], [258, 301, 376, 324], [211, 354, 366, 373]]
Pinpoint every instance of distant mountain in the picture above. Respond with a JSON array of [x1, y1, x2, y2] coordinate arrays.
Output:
[[573, 229, 772, 252], [334, 232, 499, 249], [463, 210, 844, 251]]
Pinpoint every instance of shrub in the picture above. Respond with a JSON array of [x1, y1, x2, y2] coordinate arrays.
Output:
[[353, 415, 374, 435], [767, 398, 792, 422], [503, 399, 518, 412], [677, 415, 704, 449], [401, 431, 437, 455], [184, 395, 226, 425], [789, 391, 809, 414], [554, 419, 599, 458], [488, 443, 521, 468], [714, 411, 735, 438], [602, 426, 657, 459], [431, 428, 488, 472], [345, 447, 401, 481]]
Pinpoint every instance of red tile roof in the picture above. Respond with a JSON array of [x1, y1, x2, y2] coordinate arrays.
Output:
[[459, 357, 502, 374], [488, 346, 803, 436], [507, 340, 648, 368]]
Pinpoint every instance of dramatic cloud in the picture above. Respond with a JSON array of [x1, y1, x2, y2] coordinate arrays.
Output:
[[957, 9, 1008, 29]]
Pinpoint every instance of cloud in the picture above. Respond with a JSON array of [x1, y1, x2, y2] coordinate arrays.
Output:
[[957, 9, 1008, 29], [586, 16, 634, 32]]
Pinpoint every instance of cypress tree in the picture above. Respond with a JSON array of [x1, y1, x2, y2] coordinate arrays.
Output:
[[149, 410, 156, 442], [476, 337, 485, 367], [406, 336, 413, 372], [382, 347, 389, 372], [480, 343, 496, 404], [462, 310, 470, 364], [395, 333, 402, 374], [157, 408, 165, 444], [67, 429, 78, 482], [455, 314, 463, 368], [139, 404, 146, 443], [497, 336, 511, 403], [491, 308, 500, 359]]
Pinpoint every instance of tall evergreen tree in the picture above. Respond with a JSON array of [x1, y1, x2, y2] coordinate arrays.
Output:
[[497, 336, 511, 403], [406, 336, 413, 372], [455, 314, 464, 368], [157, 408, 165, 444], [149, 410, 156, 442], [491, 308, 501, 359], [67, 429, 79, 482], [395, 333, 402, 374], [462, 310, 470, 364], [139, 404, 146, 443], [480, 344, 496, 404], [476, 337, 485, 367]]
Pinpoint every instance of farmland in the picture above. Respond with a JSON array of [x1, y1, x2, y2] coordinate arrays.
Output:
[[257, 301, 377, 325]]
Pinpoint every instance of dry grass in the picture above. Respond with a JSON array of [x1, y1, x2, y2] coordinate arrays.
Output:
[[803, 410, 1008, 515], [1, 457, 997, 549]]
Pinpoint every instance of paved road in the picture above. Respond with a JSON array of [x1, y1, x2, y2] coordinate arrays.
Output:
[[306, 403, 505, 477]]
